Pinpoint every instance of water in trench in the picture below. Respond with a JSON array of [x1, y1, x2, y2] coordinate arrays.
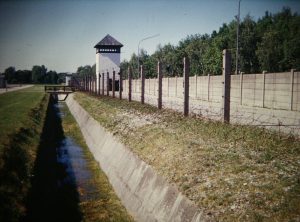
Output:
[[24, 97, 97, 222]]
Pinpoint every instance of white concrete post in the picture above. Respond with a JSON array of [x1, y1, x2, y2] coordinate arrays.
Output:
[[240, 71, 243, 105], [262, 71, 266, 108], [290, 69, 295, 111], [208, 74, 210, 101], [102, 73, 105, 95], [195, 75, 198, 98]]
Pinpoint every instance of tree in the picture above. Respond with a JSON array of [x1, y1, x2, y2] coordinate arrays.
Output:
[[4, 67, 16, 83], [76, 65, 93, 78], [239, 15, 259, 73], [121, 7, 299, 75], [45, 71, 58, 84], [15, 70, 31, 83], [32, 65, 47, 83]]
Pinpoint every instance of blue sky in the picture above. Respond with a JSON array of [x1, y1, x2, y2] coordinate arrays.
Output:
[[0, 0, 299, 73]]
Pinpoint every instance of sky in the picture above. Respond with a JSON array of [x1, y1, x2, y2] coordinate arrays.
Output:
[[0, 0, 299, 73]]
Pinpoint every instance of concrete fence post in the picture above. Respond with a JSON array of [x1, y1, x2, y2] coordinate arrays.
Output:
[[106, 72, 109, 96], [183, 57, 190, 116], [86, 76, 88, 91], [119, 70, 123, 100], [195, 75, 198, 98], [141, 65, 145, 104], [90, 76, 92, 93], [91, 77, 94, 94], [154, 77, 158, 95], [262, 71, 266, 108], [86, 76, 88, 92], [102, 73, 105, 95], [93, 77, 96, 94], [89, 76, 91, 93], [94, 76, 97, 94], [175, 76, 177, 97], [93, 77, 95, 94], [98, 73, 101, 95], [112, 70, 116, 98], [157, 61, 162, 109], [167, 77, 170, 97], [290, 69, 295, 111], [240, 72, 243, 105], [128, 67, 132, 102], [222, 49, 231, 123]]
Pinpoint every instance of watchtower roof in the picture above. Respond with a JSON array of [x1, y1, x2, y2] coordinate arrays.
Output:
[[94, 34, 123, 48]]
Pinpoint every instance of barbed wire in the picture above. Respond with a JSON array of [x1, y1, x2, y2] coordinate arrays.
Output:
[[75, 70, 300, 137]]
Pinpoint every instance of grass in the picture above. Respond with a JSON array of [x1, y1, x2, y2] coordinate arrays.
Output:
[[60, 101, 134, 221], [74, 92, 300, 222], [0, 85, 45, 152], [0, 85, 48, 222]]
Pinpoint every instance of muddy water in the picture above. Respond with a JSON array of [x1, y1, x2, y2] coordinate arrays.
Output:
[[24, 98, 96, 222]]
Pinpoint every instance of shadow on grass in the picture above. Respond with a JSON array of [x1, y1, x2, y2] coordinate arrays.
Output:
[[23, 96, 82, 222]]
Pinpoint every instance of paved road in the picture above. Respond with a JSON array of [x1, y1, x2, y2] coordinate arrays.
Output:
[[0, 85, 34, 94]]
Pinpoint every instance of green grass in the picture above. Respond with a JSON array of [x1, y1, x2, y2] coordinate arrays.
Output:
[[75, 92, 300, 222], [0, 85, 45, 152], [60, 102, 134, 222], [0, 85, 48, 222]]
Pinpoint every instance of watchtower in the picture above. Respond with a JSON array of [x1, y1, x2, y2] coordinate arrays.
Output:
[[94, 34, 123, 92]]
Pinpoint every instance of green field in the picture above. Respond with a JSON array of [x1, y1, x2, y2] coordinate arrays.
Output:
[[75, 92, 300, 222], [0, 86, 133, 222], [0, 86, 46, 151], [0, 85, 48, 221]]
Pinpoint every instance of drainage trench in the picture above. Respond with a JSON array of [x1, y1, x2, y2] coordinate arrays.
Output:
[[24, 97, 97, 221], [66, 94, 205, 222]]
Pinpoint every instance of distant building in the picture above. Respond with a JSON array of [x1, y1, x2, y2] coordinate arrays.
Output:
[[0, 75, 6, 88], [94, 34, 123, 91], [65, 73, 72, 86]]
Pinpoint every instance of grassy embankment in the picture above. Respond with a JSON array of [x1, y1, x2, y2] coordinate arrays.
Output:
[[75, 92, 300, 222], [0, 86, 48, 221], [60, 101, 134, 221]]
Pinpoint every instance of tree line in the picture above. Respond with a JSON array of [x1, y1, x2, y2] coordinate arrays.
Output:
[[120, 7, 300, 78], [2, 65, 66, 84]]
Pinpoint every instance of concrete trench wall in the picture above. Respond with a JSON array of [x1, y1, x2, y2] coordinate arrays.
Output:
[[65, 94, 206, 222]]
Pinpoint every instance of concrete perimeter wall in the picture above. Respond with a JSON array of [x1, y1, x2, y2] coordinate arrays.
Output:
[[122, 71, 300, 136], [66, 94, 206, 222]]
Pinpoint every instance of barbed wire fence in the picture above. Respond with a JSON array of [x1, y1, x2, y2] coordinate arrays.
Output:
[[74, 50, 300, 137]]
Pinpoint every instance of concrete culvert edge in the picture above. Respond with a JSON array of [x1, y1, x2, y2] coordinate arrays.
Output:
[[65, 94, 208, 222]]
